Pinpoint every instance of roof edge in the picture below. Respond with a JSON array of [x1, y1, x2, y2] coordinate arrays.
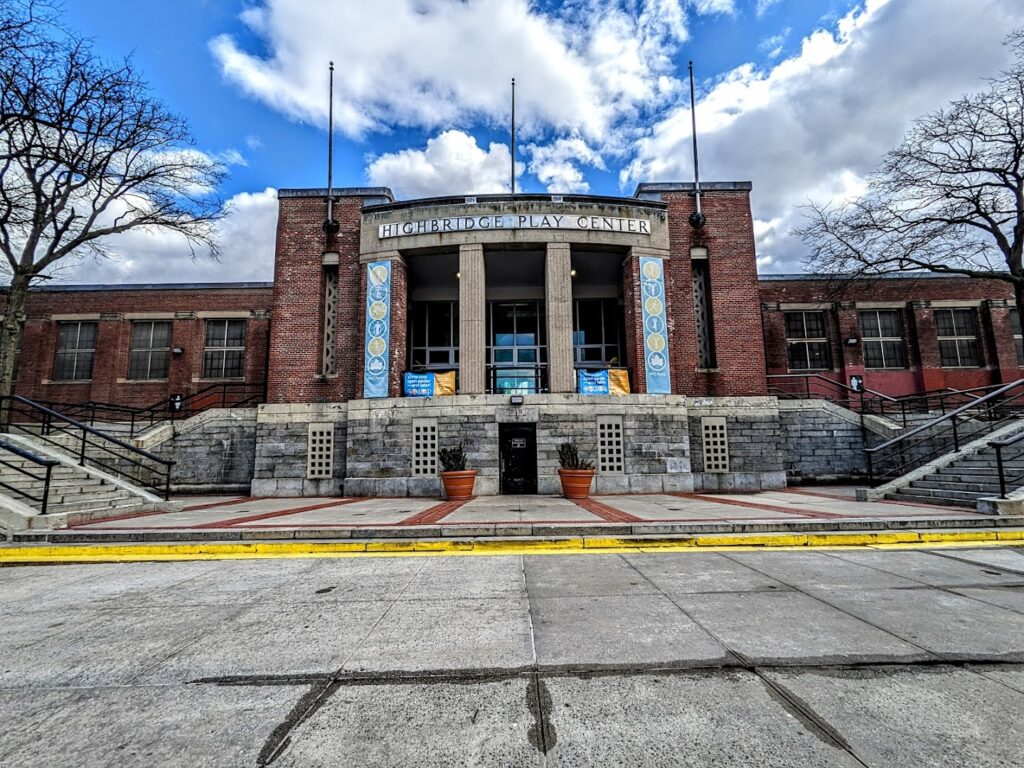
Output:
[[278, 187, 394, 201], [17, 281, 275, 293]]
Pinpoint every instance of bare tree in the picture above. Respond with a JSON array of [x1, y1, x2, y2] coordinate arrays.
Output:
[[797, 32, 1024, 317], [0, 1, 225, 407]]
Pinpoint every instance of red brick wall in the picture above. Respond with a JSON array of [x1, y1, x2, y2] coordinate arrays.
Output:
[[759, 276, 1020, 396], [12, 286, 272, 407], [266, 194, 365, 403], [663, 190, 767, 396]]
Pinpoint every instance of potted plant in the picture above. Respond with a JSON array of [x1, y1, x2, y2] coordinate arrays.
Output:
[[557, 442, 596, 499], [438, 443, 477, 500]]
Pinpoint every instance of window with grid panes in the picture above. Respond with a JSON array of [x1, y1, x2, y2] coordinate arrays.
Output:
[[127, 321, 171, 380], [784, 311, 832, 371], [572, 298, 625, 367], [53, 321, 97, 381], [935, 308, 980, 368], [202, 319, 247, 379], [1011, 309, 1024, 365], [408, 301, 459, 370], [859, 310, 906, 369]]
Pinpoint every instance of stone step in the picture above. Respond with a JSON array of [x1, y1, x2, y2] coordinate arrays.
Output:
[[893, 486, 990, 502], [911, 478, 1002, 493], [886, 491, 977, 508]]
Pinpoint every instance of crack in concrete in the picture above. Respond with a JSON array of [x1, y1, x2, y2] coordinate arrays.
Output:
[[526, 673, 557, 755]]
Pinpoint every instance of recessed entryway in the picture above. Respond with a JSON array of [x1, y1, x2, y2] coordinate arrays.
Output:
[[499, 423, 538, 494]]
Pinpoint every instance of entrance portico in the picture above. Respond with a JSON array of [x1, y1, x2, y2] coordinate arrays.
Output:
[[358, 195, 671, 399]]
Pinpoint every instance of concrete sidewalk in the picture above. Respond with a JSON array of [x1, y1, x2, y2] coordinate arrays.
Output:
[[2, 546, 1024, 766]]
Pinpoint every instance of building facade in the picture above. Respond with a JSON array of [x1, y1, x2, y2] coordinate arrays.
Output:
[[10, 182, 1022, 496]]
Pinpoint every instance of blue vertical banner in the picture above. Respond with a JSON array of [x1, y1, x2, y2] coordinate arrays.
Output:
[[363, 260, 392, 399], [638, 256, 672, 394]]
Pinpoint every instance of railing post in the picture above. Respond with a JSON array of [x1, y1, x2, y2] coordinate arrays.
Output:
[[41, 464, 53, 515], [164, 469, 171, 501], [79, 428, 87, 466], [900, 400, 907, 428], [866, 450, 874, 485], [996, 444, 1008, 499], [130, 411, 136, 439], [951, 414, 960, 452]]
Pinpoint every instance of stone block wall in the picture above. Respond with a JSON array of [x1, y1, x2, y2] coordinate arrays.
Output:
[[341, 394, 693, 497], [777, 400, 869, 482], [687, 396, 786, 491], [250, 403, 348, 496]]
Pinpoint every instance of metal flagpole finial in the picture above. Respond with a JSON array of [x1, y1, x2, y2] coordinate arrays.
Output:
[[688, 60, 706, 230]]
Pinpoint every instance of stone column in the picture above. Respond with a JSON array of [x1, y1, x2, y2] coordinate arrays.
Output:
[[459, 244, 486, 394], [546, 243, 575, 393]]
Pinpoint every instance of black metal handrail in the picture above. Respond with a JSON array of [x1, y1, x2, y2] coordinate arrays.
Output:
[[486, 364, 549, 395], [1, 396, 175, 500], [0, 438, 59, 515], [30, 381, 266, 438], [767, 373, 1011, 428], [989, 430, 1024, 498], [864, 378, 1024, 486]]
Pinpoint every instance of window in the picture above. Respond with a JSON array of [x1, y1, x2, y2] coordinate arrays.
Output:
[[409, 301, 459, 370], [572, 298, 625, 367], [487, 301, 547, 393], [1011, 309, 1024, 365], [935, 308, 980, 368], [203, 319, 247, 379], [860, 310, 907, 369], [53, 321, 97, 381], [127, 321, 171, 380], [785, 311, 832, 371]]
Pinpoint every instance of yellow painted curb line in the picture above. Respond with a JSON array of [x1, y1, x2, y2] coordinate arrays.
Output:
[[0, 528, 1021, 564]]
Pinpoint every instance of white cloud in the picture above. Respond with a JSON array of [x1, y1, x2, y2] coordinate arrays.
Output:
[[692, 0, 735, 15], [366, 130, 519, 199], [758, 28, 789, 59], [50, 188, 279, 284], [622, 0, 1024, 272], [756, 0, 781, 17], [210, 0, 689, 148], [526, 137, 606, 193]]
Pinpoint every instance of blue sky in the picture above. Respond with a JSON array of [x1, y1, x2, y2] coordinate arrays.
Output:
[[56, 0, 1024, 283]]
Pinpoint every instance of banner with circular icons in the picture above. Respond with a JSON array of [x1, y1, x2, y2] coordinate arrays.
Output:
[[638, 256, 672, 394], [363, 260, 392, 398]]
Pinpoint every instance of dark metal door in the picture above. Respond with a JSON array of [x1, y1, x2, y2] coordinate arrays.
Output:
[[499, 423, 538, 495]]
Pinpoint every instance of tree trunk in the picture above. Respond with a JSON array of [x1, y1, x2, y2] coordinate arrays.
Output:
[[0, 271, 30, 429]]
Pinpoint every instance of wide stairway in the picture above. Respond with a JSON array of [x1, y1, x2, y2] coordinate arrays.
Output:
[[0, 396, 175, 529], [885, 443, 1024, 508], [0, 442, 149, 517]]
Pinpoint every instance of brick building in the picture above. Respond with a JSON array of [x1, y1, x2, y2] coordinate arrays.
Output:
[[10, 183, 1021, 496]]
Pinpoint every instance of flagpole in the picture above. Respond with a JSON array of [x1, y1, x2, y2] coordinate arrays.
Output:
[[511, 77, 516, 194], [326, 61, 335, 227], [688, 61, 706, 228]]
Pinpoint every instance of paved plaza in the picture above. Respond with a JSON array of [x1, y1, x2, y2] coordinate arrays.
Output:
[[2, 545, 1024, 766], [63, 486, 978, 535]]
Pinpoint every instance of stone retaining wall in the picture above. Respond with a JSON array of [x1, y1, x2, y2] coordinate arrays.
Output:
[[687, 397, 786, 492]]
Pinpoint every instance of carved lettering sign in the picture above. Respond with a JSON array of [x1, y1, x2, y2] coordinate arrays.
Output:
[[378, 213, 652, 239]]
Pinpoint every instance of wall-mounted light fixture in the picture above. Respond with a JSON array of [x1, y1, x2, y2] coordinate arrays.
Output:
[[845, 337, 858, 346], [172, 347, 184, 355], [570, 269, 577, 278], [509, 395, 524, 406], [455, 271, 461, 279]]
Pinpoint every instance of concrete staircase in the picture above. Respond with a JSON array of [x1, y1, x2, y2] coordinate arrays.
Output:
[[0, 433, 177, 531], [886, 447, 1024, 508]]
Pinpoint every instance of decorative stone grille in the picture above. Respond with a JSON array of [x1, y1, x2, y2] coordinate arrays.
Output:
[[306, 423, 335, 480], [322, 267, 338, 376], [411, 418, 438, 476], [597, 416, 625, 474], [701, 416, 729, 473]]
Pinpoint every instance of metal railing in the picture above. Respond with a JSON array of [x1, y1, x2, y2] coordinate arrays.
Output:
[[767, 374, 1010, 427], [864, 379, 1024, 485], [1, 396, 175, 500], [486, 364, 548, 395], [990, 430, 1024, 498], [31, 381, 266, 438], [0, 438, 59, 515]]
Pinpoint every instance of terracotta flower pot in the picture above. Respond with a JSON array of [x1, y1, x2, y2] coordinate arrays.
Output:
[[440, 469, 477, 500], [558, 468, 595, 499]]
